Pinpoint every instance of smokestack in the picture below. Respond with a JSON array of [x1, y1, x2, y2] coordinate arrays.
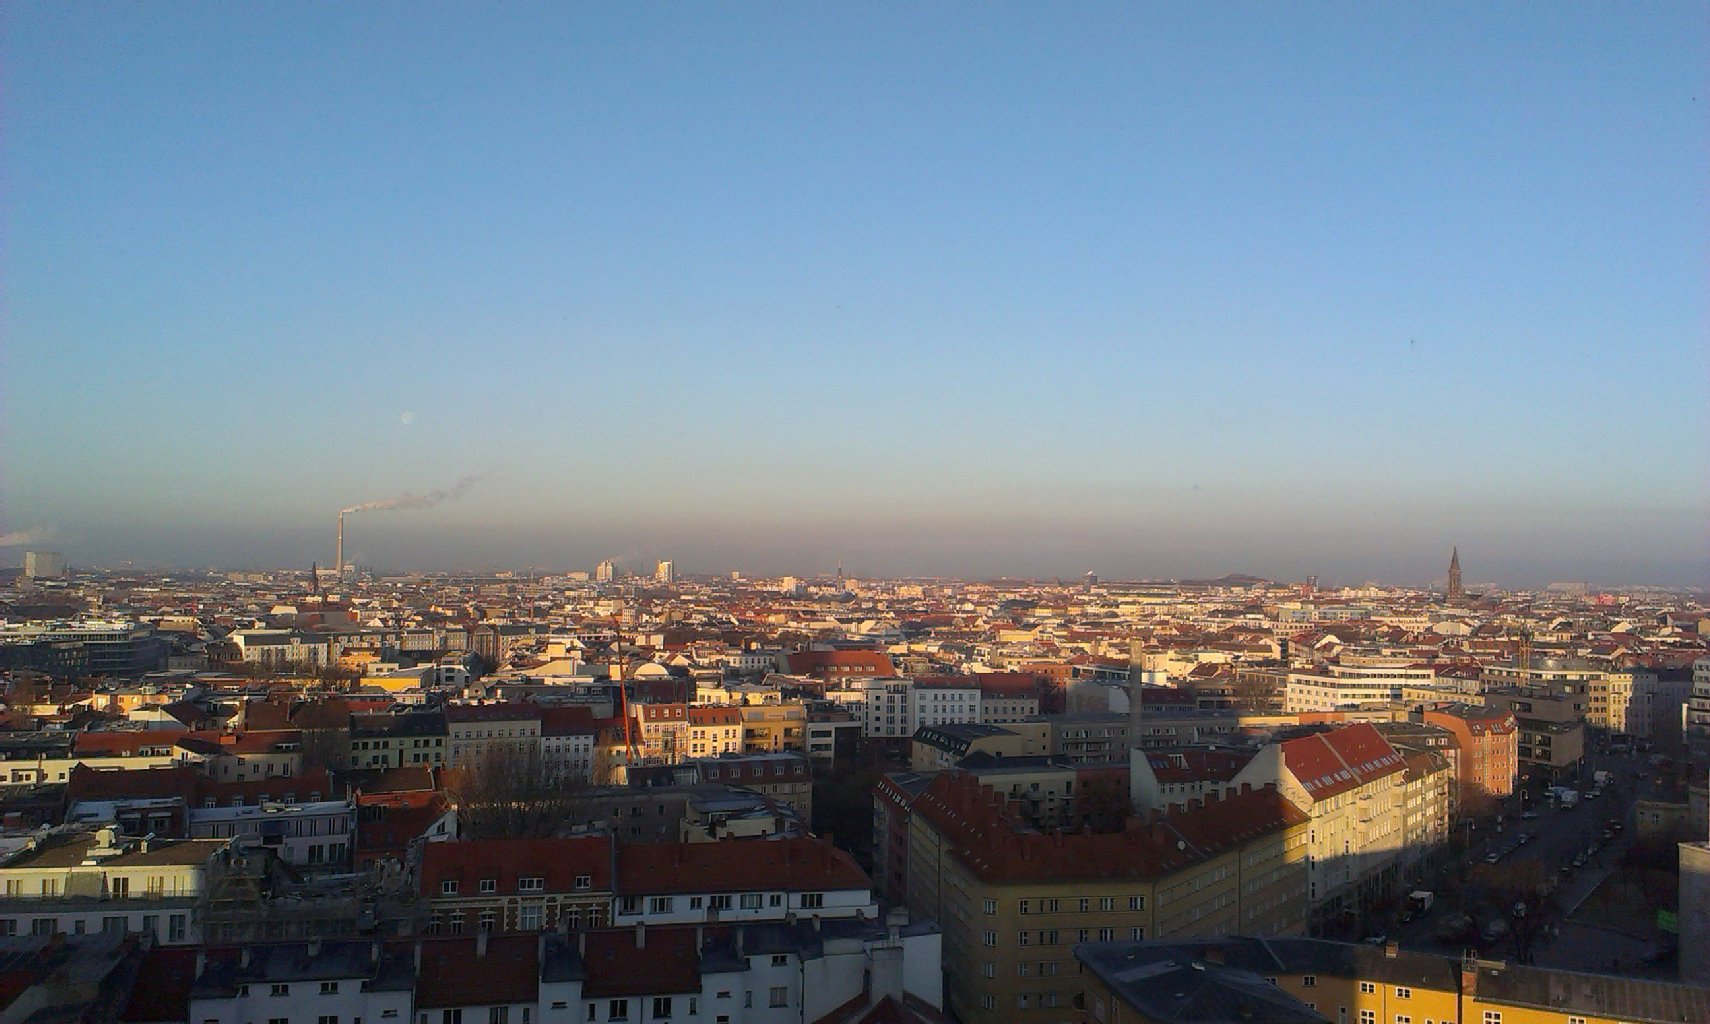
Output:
[[336, 511, 345, 575]]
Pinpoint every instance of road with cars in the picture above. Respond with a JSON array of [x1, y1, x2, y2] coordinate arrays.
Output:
[[1388, 745, 1648, 956]]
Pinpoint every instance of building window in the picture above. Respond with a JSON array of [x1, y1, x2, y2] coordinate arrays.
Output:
[[1482, 1015, 1500, 1024], [1360, 1012, 1375, 1024], [768, 987, 787, 1008], [480, 879, 497, 894], [575, 875, 592, 891], [607, 1000, 629, 1021], [320, 1017, 339, 1024], [1303, 976, 1316, 988], [650, 998, 672, 1019], [1018, 899, 1031, 915], [981, 930, 997, 947], [981, 963, 995, 978], [519, 905, 543, 931], [321, 982, 339, 994], [519, 877, 544, 892], [489, 1009, 508, 1024], [800, 892, 823, 909], [442, 880, 459, 896], [1396, 988, 1410, 1000], [1129, 896, 1144, 911], [982, 899, 997, 915], [1360, 983, 1376, 994], [739, 894, 762, 910], [649, 897, 675, 914], [272, 984, 290, 997]]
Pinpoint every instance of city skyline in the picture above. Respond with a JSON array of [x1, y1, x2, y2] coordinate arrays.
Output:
[[4, 6, 1705, 586]]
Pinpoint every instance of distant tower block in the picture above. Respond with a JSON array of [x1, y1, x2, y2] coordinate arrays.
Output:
[[22, 552, 67, 579], [655, 560, 674, 585], [1447, 547, 1464, 603], [595, 559, 616, 584]]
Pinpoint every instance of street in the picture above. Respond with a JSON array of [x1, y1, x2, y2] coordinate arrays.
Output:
[[1387, 745, 1653, 964]]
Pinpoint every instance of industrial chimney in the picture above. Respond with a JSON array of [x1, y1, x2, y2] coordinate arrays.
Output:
[[336, 511, 345, 577]]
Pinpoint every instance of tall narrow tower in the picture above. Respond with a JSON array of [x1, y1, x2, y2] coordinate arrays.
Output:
[[1447, 547, 1463, 603]]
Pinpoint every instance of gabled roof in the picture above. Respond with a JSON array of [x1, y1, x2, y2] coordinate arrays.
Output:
[[1280, 723, 1406, 801], [415, 936, 539, 1008], [419, 836, 613, 897], [578, 926, 701, 997], [614, 837, 870, 896]]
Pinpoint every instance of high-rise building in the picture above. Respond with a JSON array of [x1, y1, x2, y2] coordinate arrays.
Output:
[[594, 559, 615, 583], [1446, 546, 1463, 602], [22, 551, 67, 579], [654, 560, 674, 585]]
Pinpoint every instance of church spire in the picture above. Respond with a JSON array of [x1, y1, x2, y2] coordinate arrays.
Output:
[[1447, 547, 1464, 602]]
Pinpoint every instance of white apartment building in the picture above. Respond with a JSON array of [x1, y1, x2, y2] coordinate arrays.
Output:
[[1285, 663, 1436, 712], [189, 800, 354, 869], [1233, 723, 1411, 922], [823, 678, 982, 739], [0, 827, 225, 945]]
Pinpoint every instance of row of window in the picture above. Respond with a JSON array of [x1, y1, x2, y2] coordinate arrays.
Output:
[[987, 896, 1145, 914], [441, 876, 565, 896]]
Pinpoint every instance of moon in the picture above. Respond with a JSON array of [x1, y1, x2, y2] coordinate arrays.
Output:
[[401, 411, 416, 425]]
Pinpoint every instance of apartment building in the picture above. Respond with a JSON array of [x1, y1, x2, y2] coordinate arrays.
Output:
[[188, 799, 354, 869], [904, 770, 1308, 1024], [1232, 723, 1413, 924], [349, 710, 448, 770], [419, 836, 613, 935], [611, 837, 877, 927], [445, 703, 543, 767], [1481, 689, 1585, 784], [1416, 703, 1518, 814], [825, 678, 982, 740], [910, 723, 1048, 771], [1285, 663, 1435, 713], [1076, 936, 1709, 1024], [685, 706, 744, 758], [737, 703, 805, 754], [0, 826, 224, 944]]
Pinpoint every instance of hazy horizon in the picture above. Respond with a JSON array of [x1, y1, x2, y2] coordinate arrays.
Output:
[[4, 6, 1705, 589]]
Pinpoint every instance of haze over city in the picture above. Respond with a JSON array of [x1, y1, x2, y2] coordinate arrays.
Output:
[[3, 6, 1706, 585]]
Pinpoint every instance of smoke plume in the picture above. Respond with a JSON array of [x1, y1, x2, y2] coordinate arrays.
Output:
[[0, 528, 54, 547], [342, 476, 480, 515]]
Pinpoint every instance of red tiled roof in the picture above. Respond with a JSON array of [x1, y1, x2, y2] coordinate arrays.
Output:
[[415, 935, 539, 1008], [70, 731, 180, 756], [579, 925, 700, 998], [419, 836, 613, 897], [785, 650, 896, 677], [614, 837, 869, 896], [538, 705, 598, 737], [686, 706, 742, 726], [120, 947, 197, 1023], [910, 771, 1305, 884], [67, 764, 198, 803], [445, 703, 543, 724], [1281, 723, 1407, 801]]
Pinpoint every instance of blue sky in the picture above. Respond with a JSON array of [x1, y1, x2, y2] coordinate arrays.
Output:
[[3, 4, 1705, 585]]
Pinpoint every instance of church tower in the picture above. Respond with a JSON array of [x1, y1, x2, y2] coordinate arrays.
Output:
[[1447, 547, 1463, 603]]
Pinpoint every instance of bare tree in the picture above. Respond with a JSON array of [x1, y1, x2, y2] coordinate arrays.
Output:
[[445, 745, 591, 840], [1466, 860, 1555, 963], [298, 727, 352, 772]]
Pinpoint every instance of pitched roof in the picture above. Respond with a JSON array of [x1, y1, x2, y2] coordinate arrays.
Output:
[[614, 837, 869, 896], [419, 836, 613, 897], [578, 925, 701, 997], [1280, 723, 1406, 801], [414, 936, 539, 1008]]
